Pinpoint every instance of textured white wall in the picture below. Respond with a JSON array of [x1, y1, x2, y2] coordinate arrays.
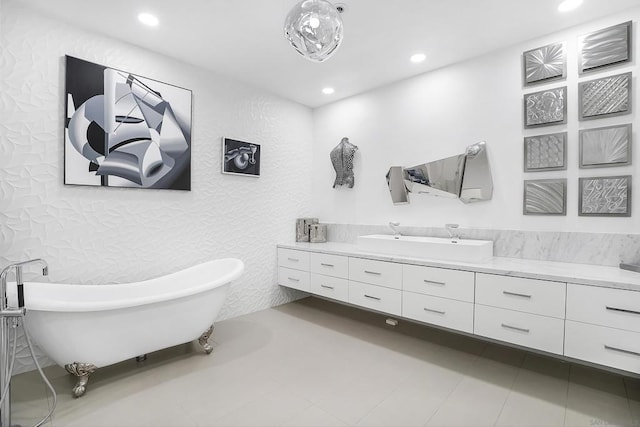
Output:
[[313, 8, 640, 233], [1, 1, 312, 372]]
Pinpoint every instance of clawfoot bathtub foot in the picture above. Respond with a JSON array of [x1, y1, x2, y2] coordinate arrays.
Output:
[[198, 325, 214, 354], [65, 362, 97, 398]]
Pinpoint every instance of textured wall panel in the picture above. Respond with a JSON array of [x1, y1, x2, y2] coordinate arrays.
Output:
[[523, 42, 565, 85], [579, 21, 631, 73], [579, 72, 631, 120], [523, 179, 566, 215], [580, 124, 631, 167], [1, 1, 313, 373]]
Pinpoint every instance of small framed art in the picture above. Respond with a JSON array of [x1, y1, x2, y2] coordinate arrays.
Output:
[[523, 41, 566, 86], [524, 132, 567, 172], [579, 21, 632, 74], [524, 86, 567, 128], [578, 175, 631, 217], [222, 137, 261, 177], [523, 179, 567, 216], [579, 72, 631, 121], [579, 124, 632, 168]]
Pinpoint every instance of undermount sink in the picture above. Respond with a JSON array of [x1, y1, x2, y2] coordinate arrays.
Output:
[[356, 234, 493, 263]]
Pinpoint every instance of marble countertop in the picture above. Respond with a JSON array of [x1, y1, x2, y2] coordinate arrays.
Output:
[[277, 241, 640, 292]]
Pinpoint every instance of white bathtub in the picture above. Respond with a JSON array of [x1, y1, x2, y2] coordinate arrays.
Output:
[[11, 258, 244, 396]]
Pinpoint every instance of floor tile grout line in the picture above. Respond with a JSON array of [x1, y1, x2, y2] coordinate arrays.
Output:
[[623, 376, 636, 426], [492, 350, 527, 427]]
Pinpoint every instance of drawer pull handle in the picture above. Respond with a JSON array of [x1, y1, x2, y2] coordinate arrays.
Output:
[[320, 263, 335, 267], [605, 306, 640, 316], [503, 291, 532, 299], [321, 285, 335, 290], [287, 277, 300, 282], [364, 270, 382, 276], [424, 280, 446, 286], [287, 258, 300, 262], [604, 345, 640, 357], [364, 294, 381, 301], [501, 323, 530, 334], [423, 307, 446, 315]]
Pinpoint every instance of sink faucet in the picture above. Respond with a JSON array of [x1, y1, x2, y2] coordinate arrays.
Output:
[[0, 259, 48, 311], [388, 221, 401, 239], [445, 224, 460, 242]]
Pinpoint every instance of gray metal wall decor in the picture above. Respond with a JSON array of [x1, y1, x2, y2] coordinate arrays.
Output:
[[330, 137, 358, 188], [523, 42, 566, 86], [523, 179, 567, 215], [524, 86, 567, 128], [579, 124, 632, 168], [579, 21, 632, 74], [579, 175, 631, 217], [579, 72, 631, 121], [524, 132, 567, 172]]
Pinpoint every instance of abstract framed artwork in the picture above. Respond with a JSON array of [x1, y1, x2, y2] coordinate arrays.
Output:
[[523, 42, 566, 86], [64, 56, 192, 190], [579, 72, 631, 121], [523, 179, 567, 216], [579, 124, 632, 168], [579, 21, 632, 74], [222, 137, 261, 177], [524, 132, 567, 172], [524, 86, 567, 128], [579, 175, 631, 217]]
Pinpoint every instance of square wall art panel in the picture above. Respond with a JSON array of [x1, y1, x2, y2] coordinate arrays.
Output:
[[579, 21, 631, 74], [524, 87, 567, 128], [579, 124, 632, 168], [579, 72, 631, 121], [64, 56, 192, 190], [579, 175, 631, 217], [523, 179, 567, 216], [524, 132, 567, 172], [523, 42, 566, 86]]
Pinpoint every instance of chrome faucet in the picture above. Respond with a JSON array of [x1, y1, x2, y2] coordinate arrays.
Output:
[[445, 224, 460, 242], [1, 258, 48, 311], [389, 221, 402, 239]]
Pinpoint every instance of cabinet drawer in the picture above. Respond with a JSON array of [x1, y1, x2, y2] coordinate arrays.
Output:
[[474, 304, 564, 354], [310, 273, 348, 303], [565, 320, 640, 375], [278, 267, 310, 292], [403, 291, 473, 333], [566, 284, 640, 333], [475, 273, 566, 318], [348, 281, 401, 316], [310, 253, 348, 279], [403, 265, 474, 302], [278, 248, 310, 271], [349, 258, 402, 289]]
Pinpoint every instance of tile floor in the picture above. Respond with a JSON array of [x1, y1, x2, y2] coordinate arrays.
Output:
[[10, 297, 640, 427]]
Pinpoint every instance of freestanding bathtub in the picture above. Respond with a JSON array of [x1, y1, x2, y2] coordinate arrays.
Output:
[[11, 258, 244, 397]]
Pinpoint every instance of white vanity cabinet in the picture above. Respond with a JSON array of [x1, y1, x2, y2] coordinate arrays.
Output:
[[348, 258, 402, 316], [473, 273, 566, 355], [277, 248, 310, 292], [565, 284, 640, 374], [401, 265, 475, 333]]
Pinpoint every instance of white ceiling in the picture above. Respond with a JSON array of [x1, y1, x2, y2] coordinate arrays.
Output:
[[16, 0, 640, 108]]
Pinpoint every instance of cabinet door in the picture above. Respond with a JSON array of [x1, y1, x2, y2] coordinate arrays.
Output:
[[474, 304, 564, 354], [278, 248, 310, 271], [403, 291, 474, 333], [403, 264, 474, 302], [567, 284, 640, 333], [310, 273, 348, 302], [348, 281, 402, 316], [349, 258, 402, 289], [278, 267, 310, 292], [565, 320, 640, 375], [310, 253, 348, 279], [475, 273, 566, 318]]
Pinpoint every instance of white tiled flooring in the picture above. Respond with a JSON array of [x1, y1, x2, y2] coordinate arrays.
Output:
[[11, 297, 640, 427]]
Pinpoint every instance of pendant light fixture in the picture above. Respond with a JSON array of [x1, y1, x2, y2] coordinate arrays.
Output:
[[284, 0, 344, 62]]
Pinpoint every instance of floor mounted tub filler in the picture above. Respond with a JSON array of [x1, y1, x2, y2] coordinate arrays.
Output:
[[13, 258, 244, 397]]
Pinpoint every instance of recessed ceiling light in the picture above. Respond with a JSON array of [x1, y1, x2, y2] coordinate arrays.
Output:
[[558, 0, 583, 12], [410, 53, 426, 63], [322, 87, 335, 95], [138, 13, 159, 27]]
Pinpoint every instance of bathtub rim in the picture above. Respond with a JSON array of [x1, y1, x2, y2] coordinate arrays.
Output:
[[8, 258, 244, 313]]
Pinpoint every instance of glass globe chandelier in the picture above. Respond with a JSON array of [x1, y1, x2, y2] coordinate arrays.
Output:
[[283, 0, 344, 62]]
